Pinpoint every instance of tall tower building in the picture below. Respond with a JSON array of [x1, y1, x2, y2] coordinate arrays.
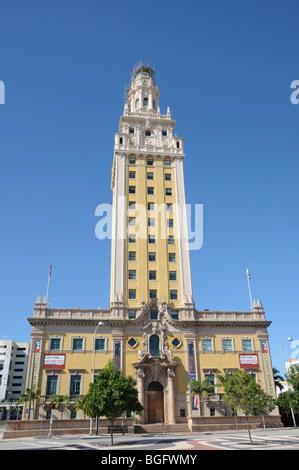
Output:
[[22, 63, 281, 433], [110, 64, 194, 317]]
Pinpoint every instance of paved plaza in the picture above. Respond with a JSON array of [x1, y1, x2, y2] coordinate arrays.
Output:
[[0, 425, 298, 451]]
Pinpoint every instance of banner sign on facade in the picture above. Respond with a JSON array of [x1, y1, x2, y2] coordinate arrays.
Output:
[[43, 354, 66, 369], [239, 354, 259, 368]]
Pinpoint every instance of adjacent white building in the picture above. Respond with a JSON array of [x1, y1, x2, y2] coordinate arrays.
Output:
[[0, 340, 29, 419]]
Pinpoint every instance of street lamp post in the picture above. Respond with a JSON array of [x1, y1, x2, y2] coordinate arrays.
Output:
[[280, 338, 297, 428], [90, 321, 104, 436]]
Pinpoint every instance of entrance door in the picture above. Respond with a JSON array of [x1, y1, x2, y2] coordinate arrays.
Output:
[[147, 382, 164, 424]]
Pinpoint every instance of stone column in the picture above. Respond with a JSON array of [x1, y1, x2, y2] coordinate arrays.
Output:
[[167, 368, 176, 424]]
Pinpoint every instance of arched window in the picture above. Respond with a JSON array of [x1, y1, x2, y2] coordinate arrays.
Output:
[[149, 335, 160, 356], [145, 130, 151, 136], [143, 97, 148, 107], [135, 99, 140, 109]]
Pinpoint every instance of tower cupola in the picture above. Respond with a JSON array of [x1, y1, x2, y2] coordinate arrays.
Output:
[[126, 63, 160, 113]]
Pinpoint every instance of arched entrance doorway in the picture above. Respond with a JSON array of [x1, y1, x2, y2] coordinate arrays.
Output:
[[147, 381, 164, 424]]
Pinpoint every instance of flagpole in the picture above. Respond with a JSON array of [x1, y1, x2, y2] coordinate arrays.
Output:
[[246, 266, 253, 310], [46, 261, 52, 306]]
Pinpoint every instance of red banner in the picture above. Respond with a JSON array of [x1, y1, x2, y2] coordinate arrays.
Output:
[[239, 354, 259, 369], [43, 354, 66, 369]]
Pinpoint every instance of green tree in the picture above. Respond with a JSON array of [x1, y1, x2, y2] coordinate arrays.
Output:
[[15, 384, 41, 420], [189, 377, 215, 415], [273, 367, 284, 392], [50, 394, 71, 419], [285, 363, 299, 414], [83, 360, 143, 445], [216, 370, 277, 444], [73, 395, 87, 418]]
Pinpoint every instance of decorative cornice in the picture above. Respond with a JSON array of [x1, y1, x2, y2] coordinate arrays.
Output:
[[28, 305, 271, 330]]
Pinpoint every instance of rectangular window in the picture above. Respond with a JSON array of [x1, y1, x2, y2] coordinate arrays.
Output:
[[149, 289, 157, 299], [73, 338, 83, 350], [147, 158, 153, 166], [95, 338, 105, 350], [46, 375, 58, 396], [128, 217, 136, 226], [129, 171, 135, 179], [147, 187, 154, 195], [170, 290, 178, 300], [202, 339, 212, 351], [129, 270, 136, 280], [180, 409, 186, 418], [242, 339, 253, 351], [162, 130, 167, 136], [129, 127, 134, 133], [128, 309, 136, 319], [171, 310, 179, 320], [129, 251, 136, 261], [70, 376, 81, 395], [129, 201, 136, 210], [169, 253, 176, 262], [129, 186, 136, 194], [50, 338, 61, 350], [168, 235, 175, 245], [150, 310, 158, 320], [148, 235, 155, 244], [149, 252, 156, 262], [165, 173, 171, 181], [166, 203, 173, 212], [167, 219, 173, 228], [222, 339, 233, 351], [128, 234, 136, 244], [169, 271, 176, 281], [164, 160, 171, 167], [166, 188, 172, 196], [149, 270, 156, 280], [147, 172, 154, 180], [129, 289, 136, 300], [148, 202, 155, 211], [129, 157, 136, 164], [148, 218, 155, 227]]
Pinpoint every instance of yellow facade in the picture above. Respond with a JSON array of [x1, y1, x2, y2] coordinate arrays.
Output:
[[125, 156, 180, 307]]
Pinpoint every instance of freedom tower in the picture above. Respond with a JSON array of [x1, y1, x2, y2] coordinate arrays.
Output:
[[22, 64, 281, 432]]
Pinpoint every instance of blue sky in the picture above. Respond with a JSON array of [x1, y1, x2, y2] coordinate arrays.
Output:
[[0, 1, 298, 376]]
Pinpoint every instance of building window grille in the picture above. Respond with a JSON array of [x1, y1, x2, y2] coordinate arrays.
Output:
[[129, 289, 136, 300], [149, 289, 157, 299], [202, 339, 212, 351], [170, 289, 177, 300], [70, 376, 81, 395], [46, 375, 58, 396], [95, 338, 105, 350], [73, 338, 83, 350], [50, 338, 61, 350]]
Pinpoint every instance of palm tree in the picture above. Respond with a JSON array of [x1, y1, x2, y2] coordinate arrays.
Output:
[[273, 367, 284, 392], [50, 394, 71, 419], [15, 384, 41, 419], [189, 377, 216, 404], [73, 395, 87, 419]]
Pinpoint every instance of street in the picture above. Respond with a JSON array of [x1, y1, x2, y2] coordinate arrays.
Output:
[[0, 425, 298, 451]]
